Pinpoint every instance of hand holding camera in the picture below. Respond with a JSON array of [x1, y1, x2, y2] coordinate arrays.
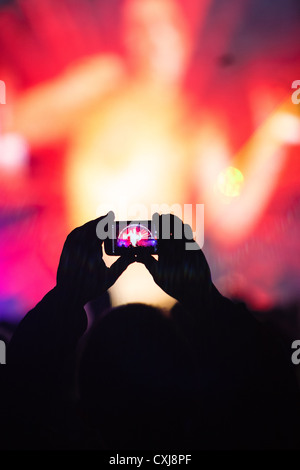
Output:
[[56, 212, 211, 310], [56, 215, 135, 306], [104, 211, 212, 310], [134, 213, 212, 311]]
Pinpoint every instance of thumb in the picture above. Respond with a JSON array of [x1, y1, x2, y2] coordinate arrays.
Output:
[[106, 253, 136, 288], [135, 252, 158, 279]]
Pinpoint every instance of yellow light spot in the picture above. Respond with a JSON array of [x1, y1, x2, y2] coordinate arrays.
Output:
[[216, 166, 244, 198]]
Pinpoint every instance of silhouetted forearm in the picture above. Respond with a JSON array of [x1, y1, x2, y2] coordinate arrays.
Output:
[[7, 287, 87, 366]]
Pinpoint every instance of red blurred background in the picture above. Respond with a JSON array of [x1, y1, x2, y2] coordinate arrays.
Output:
[[0, 0, 299, 331]]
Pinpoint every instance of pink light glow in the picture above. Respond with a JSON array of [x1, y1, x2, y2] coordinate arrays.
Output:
[[0, 0, 300, 318]]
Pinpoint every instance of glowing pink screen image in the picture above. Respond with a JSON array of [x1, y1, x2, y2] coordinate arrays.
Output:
[[117, 224, 158, 248]]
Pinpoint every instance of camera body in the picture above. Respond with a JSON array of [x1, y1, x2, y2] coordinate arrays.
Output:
[[104, 220, 159, 256]]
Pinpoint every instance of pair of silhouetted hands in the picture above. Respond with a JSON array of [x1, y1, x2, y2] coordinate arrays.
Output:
[[56, 213, 212, 310]]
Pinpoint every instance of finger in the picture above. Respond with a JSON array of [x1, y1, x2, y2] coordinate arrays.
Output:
[[135, 252, 158, 278], [93, 211, 115, 241], [68, 212, 115, 245], [85, 211, 115, 230], [183, 222, 194, 241], [158, 214, 188, 247], [106, 252, 136, 288]]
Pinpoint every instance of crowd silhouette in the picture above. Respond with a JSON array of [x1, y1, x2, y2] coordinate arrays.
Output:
[[1, 213, 300, 450]]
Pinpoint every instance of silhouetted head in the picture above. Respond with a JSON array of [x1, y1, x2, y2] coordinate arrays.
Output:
[[78, 303, 198, 449]]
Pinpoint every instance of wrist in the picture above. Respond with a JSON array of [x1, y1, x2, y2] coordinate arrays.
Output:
[[54, 284, 86, 308]]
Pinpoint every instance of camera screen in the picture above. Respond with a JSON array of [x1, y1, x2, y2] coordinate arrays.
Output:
[[105, 220, 158, 255], [117, 223, 157, 248]]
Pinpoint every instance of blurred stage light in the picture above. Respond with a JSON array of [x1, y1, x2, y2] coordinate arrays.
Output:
[[269, 112, 300, 145], [216, 166, 244, 198], [0, 132, 29, 172]]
